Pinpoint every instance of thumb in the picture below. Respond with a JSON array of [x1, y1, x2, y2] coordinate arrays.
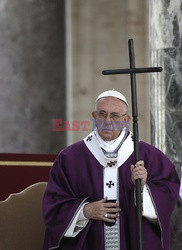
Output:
[[130, 164, 135, 171], [100, 197, 108, 203]]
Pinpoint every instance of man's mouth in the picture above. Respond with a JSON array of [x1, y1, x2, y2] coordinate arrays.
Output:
[[102, 128, 112, 132]]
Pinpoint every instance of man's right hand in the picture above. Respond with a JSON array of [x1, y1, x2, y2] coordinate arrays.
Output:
[[83, 197, 121, 223]]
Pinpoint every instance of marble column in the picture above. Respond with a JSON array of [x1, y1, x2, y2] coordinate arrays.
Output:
[[150, 0, 182, 177], [0, 0, 66, 153], [150, 2, 182, 248]]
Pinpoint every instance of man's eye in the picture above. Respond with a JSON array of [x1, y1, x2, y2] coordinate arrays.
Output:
[[99, 112, 107, 117], [111, 114, 120, 119]]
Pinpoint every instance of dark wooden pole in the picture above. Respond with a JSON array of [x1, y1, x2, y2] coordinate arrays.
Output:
[[128, 38, 142, 250]]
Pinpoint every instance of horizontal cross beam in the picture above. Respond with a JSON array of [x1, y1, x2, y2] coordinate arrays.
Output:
[[102, 67, 162, 75]]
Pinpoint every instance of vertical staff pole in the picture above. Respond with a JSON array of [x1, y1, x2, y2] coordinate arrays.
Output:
[[128, 39, 143, 250]]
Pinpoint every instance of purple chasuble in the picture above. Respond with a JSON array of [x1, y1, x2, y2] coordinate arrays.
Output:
[[42, 140, 180, 250]]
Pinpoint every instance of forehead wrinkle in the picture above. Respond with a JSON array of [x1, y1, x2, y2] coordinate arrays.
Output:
[[98, 103, 122, 111], [95, 97, 127, 113]]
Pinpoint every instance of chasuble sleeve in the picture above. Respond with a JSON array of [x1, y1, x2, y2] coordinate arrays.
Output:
[[42, 150, 91, 249], [180, 167, 182, 199], [64, 203, 89, 237], [140, 142, 180, 248], [142, 184, 158, 222]]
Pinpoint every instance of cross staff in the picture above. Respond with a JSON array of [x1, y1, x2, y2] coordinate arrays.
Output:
[[102, 38, 162, 250]]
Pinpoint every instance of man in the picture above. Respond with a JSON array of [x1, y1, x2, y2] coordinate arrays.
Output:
[[42, 90, 180, 250]]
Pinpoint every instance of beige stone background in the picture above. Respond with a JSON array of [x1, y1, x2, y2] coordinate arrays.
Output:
[[66, 0, 150, 145], [0, 0, 150, 153]]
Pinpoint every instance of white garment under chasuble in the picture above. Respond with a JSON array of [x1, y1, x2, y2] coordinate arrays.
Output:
[[100, 130, 131, 250], [92, 129, 134, 250], [104, 165, 120, 249], [104, 167, 118, 200]]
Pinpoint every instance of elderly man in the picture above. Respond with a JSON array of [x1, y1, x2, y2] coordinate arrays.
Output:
[[42, 90, 180, 250]]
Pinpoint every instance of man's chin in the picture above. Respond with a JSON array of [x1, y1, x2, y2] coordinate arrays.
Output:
[[101, 131, 113, 141]]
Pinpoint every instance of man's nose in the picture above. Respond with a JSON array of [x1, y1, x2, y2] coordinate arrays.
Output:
[[105, 114, 112, 121], [103, 120, 112, 126]]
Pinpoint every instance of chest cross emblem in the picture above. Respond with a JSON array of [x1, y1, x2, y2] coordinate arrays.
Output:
[[86, 135, 93, 141], [107, 161, 117, 167], [106, 181, 114, 188]]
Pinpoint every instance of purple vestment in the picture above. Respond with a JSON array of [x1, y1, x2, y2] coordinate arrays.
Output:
[[42, 140, 180, 250]]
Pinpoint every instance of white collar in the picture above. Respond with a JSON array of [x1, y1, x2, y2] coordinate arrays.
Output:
[[83, 130, 134, 168], [94, 129, 126, 152]]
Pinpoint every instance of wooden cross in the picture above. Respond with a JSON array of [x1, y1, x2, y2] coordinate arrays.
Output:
[[102, 38, 162, 250]]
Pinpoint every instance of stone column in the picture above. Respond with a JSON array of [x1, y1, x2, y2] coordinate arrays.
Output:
[[0, 0, 66, 153], [150, 0, 182, 176]]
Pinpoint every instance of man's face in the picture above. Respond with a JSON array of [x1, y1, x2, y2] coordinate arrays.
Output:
[[92, 97, 130, 141]]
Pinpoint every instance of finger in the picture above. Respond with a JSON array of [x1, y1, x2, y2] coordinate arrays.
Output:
[[106, 213, 120, 220], [107, 207, 121, 213], [99, 197, 108, 203], [103, 211, 120, 221], [104, 202, 119, 208], [133, 173, 147, 180], [103, 213, 117, 222], [133, 165, 147, 174], [137, 160, 144, 165], [115, 201, 120, 207], [131, 165, 144, 173], [135, 160, 144, 168], [130, 165, 135, 171], [132, 169, 143, 177], [105, 218, 116, 223], [135, 169, 147, 175], [134, 165, 144, 171], [138, 168, 147, 175], [133, 171, 146, 177]]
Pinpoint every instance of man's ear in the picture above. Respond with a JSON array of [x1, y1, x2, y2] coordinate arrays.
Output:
[[92, 111, 97, 119], [124, 115, 130, 122]]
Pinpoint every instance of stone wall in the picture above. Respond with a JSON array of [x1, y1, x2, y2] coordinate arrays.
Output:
[[66, 0, 150, 144], [0, 0, 66, 153]]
